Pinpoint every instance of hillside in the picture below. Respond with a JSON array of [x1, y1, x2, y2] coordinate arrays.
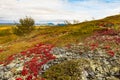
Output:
[[0, 14, 120, 61], [0, 14, 120, 80]]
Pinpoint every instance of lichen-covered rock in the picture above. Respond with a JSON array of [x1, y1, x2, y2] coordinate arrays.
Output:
[[43, 43, 120, 80]]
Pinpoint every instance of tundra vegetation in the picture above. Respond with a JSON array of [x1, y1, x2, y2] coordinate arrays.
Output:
[[13, 17, 35, 36], [0, 15, 120, 80]]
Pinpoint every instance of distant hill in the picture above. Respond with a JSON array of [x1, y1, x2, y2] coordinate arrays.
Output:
[[0, 23, 15, 25], [1, 14, 120, 26], [0, 22, 56, 26]]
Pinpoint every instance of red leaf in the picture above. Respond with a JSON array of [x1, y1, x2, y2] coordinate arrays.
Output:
[[0, 49, 3, 53], [16, 78, 23, 80], [107, 50, 115, 57], [41, 78, 46, 80], [0, 62, 3, 64], [26, 75, 33, 80], [20, 51, 27, 55], [104, 45, 110, 49], [21, 69, 28, 76]]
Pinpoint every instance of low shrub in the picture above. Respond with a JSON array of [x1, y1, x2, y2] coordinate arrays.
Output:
[[13, 17, 35, 36]]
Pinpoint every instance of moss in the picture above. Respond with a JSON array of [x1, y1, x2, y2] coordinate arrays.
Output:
[[42, 59, 90, 80]]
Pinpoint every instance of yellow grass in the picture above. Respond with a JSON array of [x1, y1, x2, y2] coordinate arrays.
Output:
[[0, 25, 99, 61], [0, 27, 11, 30]]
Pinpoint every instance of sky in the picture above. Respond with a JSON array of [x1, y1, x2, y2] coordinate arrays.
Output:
[[0, 0, 120, 23]]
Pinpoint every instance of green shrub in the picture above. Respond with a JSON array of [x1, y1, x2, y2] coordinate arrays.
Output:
[[0, 29, 11, 36], [43, 59, 90, 80], [13, 17, 35, 36]]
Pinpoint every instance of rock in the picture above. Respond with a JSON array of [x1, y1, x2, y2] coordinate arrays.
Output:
[[6, 63, 16, 69], [81, 70, 88, 80], [0, 71, 4, 78], [0, 41, 120, 80], [113, 70, 120, 79], [16, 66, 23, 72], [4, 71, 12, 79]]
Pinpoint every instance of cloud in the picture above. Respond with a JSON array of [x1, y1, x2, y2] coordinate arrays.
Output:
[[0, 0, 120, 23]]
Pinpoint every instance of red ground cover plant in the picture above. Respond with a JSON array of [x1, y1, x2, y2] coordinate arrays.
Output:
[[89, 43, 99, 51], [18, 43, 56, 80], [95, 29, 118, 36], [16, 78, 23, 80], [104, 45, 111, 49], [0, 49, 4, 53], [0, 62, 3, 65], [0, 43, 56, 80], [107, 50, 115, 57], [84, 27, 119, 57]]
